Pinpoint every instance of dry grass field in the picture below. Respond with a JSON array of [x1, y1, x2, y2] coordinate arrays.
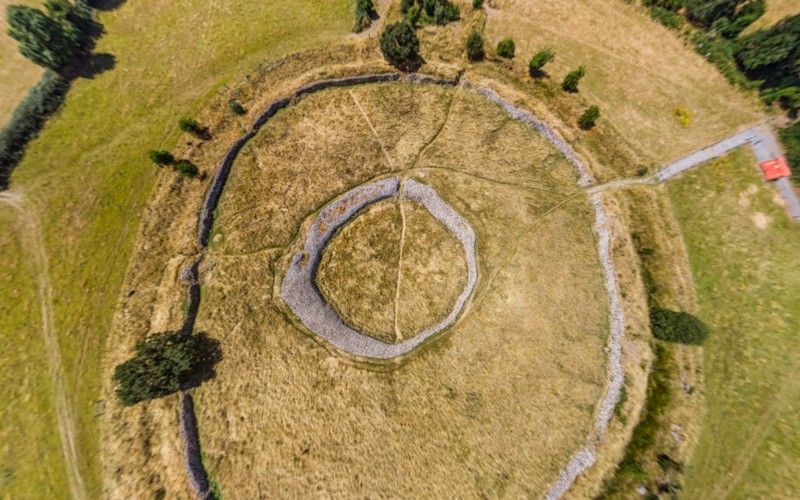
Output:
[[744, 0, 800, 33], [317, 197, 468, 342], [0, 0, 44, 126], [191, 82, 613, 497], [669, 148, 800, 498], [484, 0, 763, 163]]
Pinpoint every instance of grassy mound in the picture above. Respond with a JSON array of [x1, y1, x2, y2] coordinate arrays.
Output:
[[194, 82, 610, 497]]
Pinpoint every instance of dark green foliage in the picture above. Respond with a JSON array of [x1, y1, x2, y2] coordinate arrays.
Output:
[[6, 4, 81, 70], [578, 105, 600, 129], [178, 117, 204, 136], [175, 160, 199, 177], [562, 65, 586, 92], [0, 71, 70, 187], [354, 0, 375, 33], [433, 0, 459, 25], [400, 0, 414, 13], [650, 308, 709, 345], [496, 38, 515, 59], [649, 6, 684, 29], [379, 22, 419, 68], [735, 14, 800, 112], [779, 122, 800, 183], [228, 99, 246, 115], [147, 149, 174, 166], [472, 0, 483, 8], [466, 30, 484, 61], [422, 0, 436, 16], [685, 0, 740, 25], [112, 332, 220, 406], [528, 47, 554, 76]]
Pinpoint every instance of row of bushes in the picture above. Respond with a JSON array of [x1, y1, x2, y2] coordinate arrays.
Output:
[[0, 71, 70, 188], [400, 0, 460, 27]]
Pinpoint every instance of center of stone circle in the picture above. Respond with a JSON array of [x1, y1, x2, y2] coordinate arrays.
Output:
[[315, 196, 469, 344]]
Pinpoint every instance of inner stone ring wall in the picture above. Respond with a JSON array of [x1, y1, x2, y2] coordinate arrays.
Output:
[[281, 177, 478, 359]]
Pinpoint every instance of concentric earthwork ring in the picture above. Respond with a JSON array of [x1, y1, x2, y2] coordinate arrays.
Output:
[[281, 177, 478, 359]]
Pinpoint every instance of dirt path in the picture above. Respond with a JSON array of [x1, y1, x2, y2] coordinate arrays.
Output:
[[0, 192, 87, 500], [392, 182, 408, 342]]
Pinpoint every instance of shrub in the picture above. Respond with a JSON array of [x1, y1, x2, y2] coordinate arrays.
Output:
[[473, 0, 484, 8], [562, 65, 586, 92], [112, 332, 219, 406], [354, 0, 375, 33], [466, 30, 484, 61], [178, 117, 203, 136], [496, 38, 515, 59], [147, 149, 174, 166], [406, 5, 421, 25], [228, 99, 246, 115], [434, 0, 459, 25], [649, 308, 709, 345], [528, 47, 554, 76], [422, 0, 436, 16], [380, 22, 419, 68], [400, 0, 414, 13], [175, 160, 199, 177], [0, 70, 70, 187], [578, 105, 600, 130], [674, 106, 692, 127]]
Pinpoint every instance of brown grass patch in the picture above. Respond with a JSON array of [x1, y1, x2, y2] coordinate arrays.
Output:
[[484, 0, 763, 163]]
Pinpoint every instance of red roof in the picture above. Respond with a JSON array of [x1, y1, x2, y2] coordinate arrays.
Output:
[[759, 157, 791, 181]]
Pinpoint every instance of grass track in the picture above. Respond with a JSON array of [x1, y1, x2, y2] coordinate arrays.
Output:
[[669, 148, 800, 498], [2, 0, 350, 495]]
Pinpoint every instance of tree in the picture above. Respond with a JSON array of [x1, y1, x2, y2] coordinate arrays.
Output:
[[528, 47, 555, 76], [496, 38, 515, 59], [147, 149, 174, 166], [113, 332, 220, 406], [466, 30, 484, 61], [562, 65, 586, 92], [6, 4, 81, 70], [685, 0, 741, 25], [649, 308, 709, 345], [380, 22, 419, 68], [578, 105, 600, 130]]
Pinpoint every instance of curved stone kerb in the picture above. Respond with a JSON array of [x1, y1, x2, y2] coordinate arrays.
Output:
[[281, 177, 478, 359]]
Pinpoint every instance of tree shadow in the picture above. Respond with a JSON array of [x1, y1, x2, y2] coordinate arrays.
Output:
[[183, 332, 223, 390], [70, 52, 117, 79], [396, 53, 426, 73], [529, 68, 550, 79], [87, 0, 128, 11]]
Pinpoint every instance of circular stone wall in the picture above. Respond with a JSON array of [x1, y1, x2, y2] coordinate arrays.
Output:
[[197, 82, 615, 498], [281, 177, 477, 358], [316, 196, 468, 343]]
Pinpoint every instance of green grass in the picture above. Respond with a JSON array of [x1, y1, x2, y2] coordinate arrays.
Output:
[[0, 213, 67, 496], [668, 147, 800, 498], [2, 0, 351, 495]]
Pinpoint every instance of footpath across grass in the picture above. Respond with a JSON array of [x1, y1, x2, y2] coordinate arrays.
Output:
[[668, 147, 800, 497], [2, 0, 351, 495]]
